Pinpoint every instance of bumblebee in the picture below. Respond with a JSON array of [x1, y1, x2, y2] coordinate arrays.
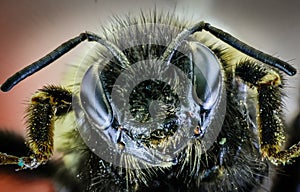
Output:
[[0, 11, 299, 191]]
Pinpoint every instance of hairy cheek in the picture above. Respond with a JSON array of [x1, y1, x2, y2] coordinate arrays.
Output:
[[0, 174, 55, 192]]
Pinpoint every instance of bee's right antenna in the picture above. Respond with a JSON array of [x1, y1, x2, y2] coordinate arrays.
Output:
[[1, 32, 130, 92], [162, 21, 296, 76]]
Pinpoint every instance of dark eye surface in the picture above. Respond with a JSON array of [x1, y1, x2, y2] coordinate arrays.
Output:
[[186, 41, 226, 149], [80, 64, 114, 130], [189, 41, 224, 111]]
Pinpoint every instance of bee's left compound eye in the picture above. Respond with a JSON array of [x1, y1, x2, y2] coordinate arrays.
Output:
[[189, 41, 224, 111], [186, 41, 226, 143]]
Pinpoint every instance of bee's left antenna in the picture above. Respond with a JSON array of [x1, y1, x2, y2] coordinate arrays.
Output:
[[1, 32, 130, 92], [162, 21, 296, 76]]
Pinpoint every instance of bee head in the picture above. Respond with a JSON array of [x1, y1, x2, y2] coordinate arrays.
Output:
[[76, 23, 226, 169]]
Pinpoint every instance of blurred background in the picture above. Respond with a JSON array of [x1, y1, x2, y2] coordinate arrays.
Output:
[[0, 0, 299, 191]]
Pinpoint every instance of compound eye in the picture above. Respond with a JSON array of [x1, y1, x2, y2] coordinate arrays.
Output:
[[80, 64, 113, 130], [188, 41, 223, 110]]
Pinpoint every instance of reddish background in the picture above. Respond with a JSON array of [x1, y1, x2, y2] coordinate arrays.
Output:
[[0, 0, 300, 191]]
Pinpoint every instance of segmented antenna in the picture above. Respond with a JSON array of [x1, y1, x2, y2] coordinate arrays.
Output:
[[1, 32, 130, 92], [203, 22, 296, 76], [162, 21, 296, 76], [1, 22, 296, 92]]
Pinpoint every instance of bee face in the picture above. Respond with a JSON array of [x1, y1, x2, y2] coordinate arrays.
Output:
[[0, 9, 299, 192], [75, 22, 226, 169]]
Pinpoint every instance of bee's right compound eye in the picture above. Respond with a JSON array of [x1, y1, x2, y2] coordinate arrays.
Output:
[[79, 65, 114, 130]]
